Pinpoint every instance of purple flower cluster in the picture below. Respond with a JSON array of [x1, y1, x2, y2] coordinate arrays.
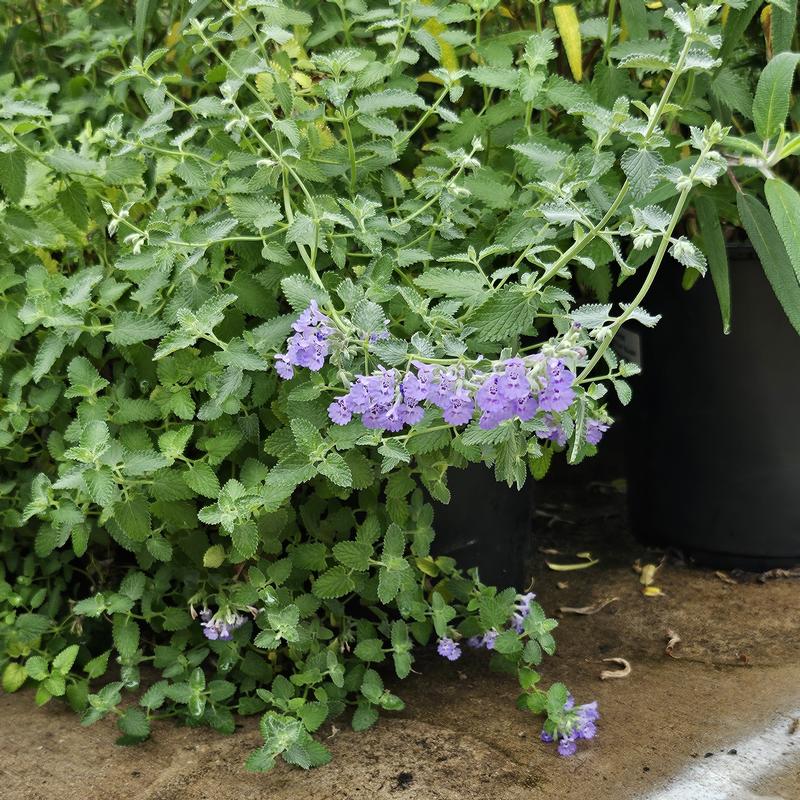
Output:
[[274, 304, 610, 444], [541, 695, 600, 756], [274, 300, 334, 379], [468, 591, 537, 649], [199, 608, 247, 641], [586, 418, 609, 446], [326, 357, 577, 433], [436, 636, 462, 661]]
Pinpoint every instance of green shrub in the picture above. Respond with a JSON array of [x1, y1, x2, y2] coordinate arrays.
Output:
[[0, 0, 797, 769]]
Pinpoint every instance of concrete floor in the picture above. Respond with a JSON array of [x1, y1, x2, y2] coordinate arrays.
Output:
[[1, 482, 799, 800]]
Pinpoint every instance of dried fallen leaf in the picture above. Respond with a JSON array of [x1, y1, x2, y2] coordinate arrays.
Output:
[[789, 719, 799, 736], [642, 586, 665, 597], [600, 657, 631, 680], [639, 563, 659, 586], [546, 558, 599, 571], [665, 628, 681, 658], [559, 597, 619, 615], [539, 547, 563, 556], [758, 567, 800, 583], [556, 581, 569, 590], [715, 570, 738, 585]]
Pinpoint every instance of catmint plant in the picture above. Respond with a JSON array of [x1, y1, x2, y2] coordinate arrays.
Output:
[[0, 0, 783, 772]]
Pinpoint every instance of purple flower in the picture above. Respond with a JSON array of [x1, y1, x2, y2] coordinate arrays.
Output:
[[498, 358, 530, 400], [541, 696, 600, 756], [437, 637, 462, 661], [200, 608, 247, 641], [274, 354, 294, 379], [585, 419, 609, 445], [328, 397, 352, 425], [538, 359, 576, 413], [537, 415, 567, 447], [275, 301, 334, 378], [443, 386, 474, 425], [557, 736, 578, 757]]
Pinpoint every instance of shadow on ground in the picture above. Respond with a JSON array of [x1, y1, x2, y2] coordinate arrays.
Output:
[[1, 481, 799, 800]]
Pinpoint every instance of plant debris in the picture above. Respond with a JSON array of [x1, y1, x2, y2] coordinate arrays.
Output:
[[600, 657, 631, 680], [665, 628, 682, 658], [633, 558, 665, 596], [546, 552, 599, 571], [789, 719, 800, 736], [556, 581, 569, 590], [559, 597, 619, 616], [715, 570, 738, 585], [758, 567, 800, 583]]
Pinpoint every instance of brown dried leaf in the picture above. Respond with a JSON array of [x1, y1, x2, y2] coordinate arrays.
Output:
[[665, 628, 682, 658], [559, 597, 619, 615], [715, 570, 738, 585], [600, 657, 631, 680]]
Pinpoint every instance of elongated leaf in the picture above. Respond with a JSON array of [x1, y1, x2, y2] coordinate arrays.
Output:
[[620, 0, 648, 41], [772, 0, 798, 54], [719, 0, 762, 61], [553, 4, 583, 81], [694, 196, 731, 334], [737, 192, 800, 335], [765, 180, 800, 282], [752, 52, 800, 139], [135, 0, 155, 56]]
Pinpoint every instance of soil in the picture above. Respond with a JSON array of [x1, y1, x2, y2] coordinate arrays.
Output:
[[2, 477, 799, 800]]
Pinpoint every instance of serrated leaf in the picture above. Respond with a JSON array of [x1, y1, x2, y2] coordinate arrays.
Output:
[[621, 149, 663, 198], [312, 566, 355, 599], [468, 289, 535, 341]]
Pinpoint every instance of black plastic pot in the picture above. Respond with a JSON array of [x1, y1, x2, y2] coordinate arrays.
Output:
[[625, 244, 800, 569], [431, 464, 535, 588]]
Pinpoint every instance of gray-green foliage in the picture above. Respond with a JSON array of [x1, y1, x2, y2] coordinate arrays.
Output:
[[0, 0, 787, 771]]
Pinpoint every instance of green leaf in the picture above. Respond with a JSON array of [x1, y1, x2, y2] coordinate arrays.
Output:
[[355, 89, 426, 114], [332, 540, 372, 571], [772, 0, 798, 54], [118, 707, 151, 740], [619, 0, 648, 40], [232, 522, 259, 559], [621, 148, 663, 198], [318, 451, 353, 488], [354, 638, 386, 663], [752, 52, 800, 140], [765, 180, 800, 283], [351, 702, 379, 731], [469, 289, 535, 342], [114, 496, 151, 541], [203, 544, 226, 568], [227, 195, 283, 231], [312, 566, 355, 599], [109, 312, 168, 346], [2, 663, 27, 693], [112, 615, 140, 659], [185, 463, 221, 498], [0, 150, 27, 203], [737, 192, 800, 334], [694, 196, 731, 334]]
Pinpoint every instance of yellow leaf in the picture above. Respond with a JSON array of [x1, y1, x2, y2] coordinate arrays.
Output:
[[761, 4, 773, 59], [546, 558, 599, 571], [292, 71, 313, 90], [422, 16, 459, 73], [642, 586, 664, 597], [553, 4, 583, 82], [639, 562, 659, 586], [721, 5, 730, 26], [35, 249, 58, 273], [497, 4, 516, 19], [415, 556, 440, 577]]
